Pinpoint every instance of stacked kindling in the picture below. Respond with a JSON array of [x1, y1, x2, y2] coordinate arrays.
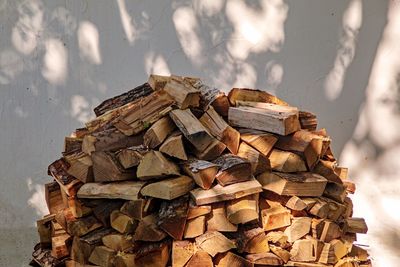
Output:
[[30, 74, 371, 267]]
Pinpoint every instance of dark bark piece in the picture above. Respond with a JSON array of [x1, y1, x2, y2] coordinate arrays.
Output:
[[157, 195, 189, 240], [134, 240, 170, 267], [65, 152, 94, 183], [92, 199, 124, 226], [31, 243, 66, 267], [134, 214, 167, 242], [92, 151, 135, 182], [213, 154, 252, 186], [299, 110, 318, 131]]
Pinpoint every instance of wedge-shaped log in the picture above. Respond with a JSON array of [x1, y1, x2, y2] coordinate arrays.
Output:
[[213, 154, 252, 186], [88, 246, 115, 267], [157, 195, 189, 240], [45, 181, 67, 214], [199, 106, 240, 154], [159, 133, 188, 160], [260, 199, 291, 231], [190, 178, 262, 205], [342, 218, 368, 234], [116, 145, 147, 169], [235, 227, 266, 253], [313, 160, 343, 184], [286, 196, 308, 211], [284, 217, 312, 243], [92, 151, 135, 182], [65, 152, 94, 183], [77, 181, 145, 201], [110, 210, 137, 234], [187, 203, 212, 220], [136, 150, 180, 180], [90, 200, 124, 226], [114, 253, 135, 267], [237, 142, 271, 175], [228, 88, 289, 106], [270, 245, 291, 263], [163, 78, 201, 109], [183, 159, 218, 189], [240, 129, 278, 156], [134, 240, 170, 267], [257, 172, 327, 197], [265, 231, 289, 247], [195, 81, 230, 116], [290, 239, 317, 262], [48, 158, 83, 197], [299, 110, 318, 131], [148, 74, 171, 91], [63, 136, 83, 156], [172, 240, 195, 267], [102, 233, 133, 252], [226, 194, 259, 224], [67, 215, 102, 237], [323, 182, 347, 203], [120, 198, 155, 220], [246, 252, 283, 266], [194, 138, 226, 160], [141, 176, 194, 200], [195, 231, 236, 257], [143, 116, 176, 148], [215, 252, 253, 267], [186, 251, 213, 267], [134, 214, 167, 242], [228, 104, 300, 135], [68, 197, 92, 218], [113, 90, 174, 136], [207, 202, 238, 232], [312, 220, 342, 242], [184, 215, 206, 238], [269, 149, 307, 173]]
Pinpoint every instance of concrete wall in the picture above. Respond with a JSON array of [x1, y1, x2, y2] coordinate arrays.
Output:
[[0, 0, 397, 266]]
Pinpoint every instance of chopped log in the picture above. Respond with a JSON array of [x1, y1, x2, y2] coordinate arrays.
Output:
[[169, 109, 216, 152], [110, 210, 137, 234], [207, 202, 237, 232], [91, 200, 124, 226], [313, 220, 342, 242], [313, 160, 343, 184], [260, 200, 291, 231], [31, 243, 67, 267], [37, 215, 55, 248], [290, 239, 316, 262], [239, 129, 278, 156], [134, 214, 167, 242], [68, 197, 92, 218], [213, 154, 252, 186], [102, 233, 133, 251], [159, 133, 188, 160], [136, 150, 180, 180], [342, 218, 368, 234], [226, 194, 259, 224], [228, 105, 300, 136], [157, 195, 189, 240], [184, 215, 206, 238], [265, 231, 288, 247], [186, 251, 213, 267], [190, 179, 262, 205], [67, 215, 102, 237], [92, 151, 135, 182], [148, 74, 171, 91], [63, 136, 83, 156], [214, 252, 253, 267], [268, 149, 308, 173], [318, 243, 335, 264], [143, 116, 176, 148], [194, 138, 226, 160], [299, 111, 318, 131], [257, 172, 327, 197], [172, 240, 195, 267], [120, 198, 155, 220], [270, 245, 291, 263], [88, 246, 115, 267], [235, 227, 265, 253], [228, 88, 288, 106], [343, 180, 356, 194], [48, 158, 82, 197], [323, 182, 347, 203], [77, 181, 145, 201], [45, 181, 66, 214], [319, 197, 347, 221], [141, 176, 194, 200], [183, 159, 218, 189], [284, 217, 312, 243], [309, 199, 330, 219], [187, 204, 212, 220], [82, 127, 144, 155], [245, 232, 270, 254], [195, 81, 230, 116], [134, 241, 170, 267], [51, 233, 71, 259], [237, 142, 271, 175], [349, 245, 369, 261], [195, 231, 236, 257], [286, 196, 308, 211], [199, 106, 240, 154], [114, 253, 135, 267], [163, 78, 201, 109], [65, 152, 94, 183], [116, 145, 147, 169], [246, 252, 284, 266], [329, 239, 348, 262], [113, 90, 174, 136]]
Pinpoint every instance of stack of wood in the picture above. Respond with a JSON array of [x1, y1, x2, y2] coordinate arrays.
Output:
[[30, 74, 371, 267]]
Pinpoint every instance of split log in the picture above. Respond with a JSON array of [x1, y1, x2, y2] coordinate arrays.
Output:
[[134, 214, 167, 242], [290, 239, 316, 262], [215, 252, 253, 267], [65, 152, 94, 183], [226, 194, 259, 224], [240, 129, 278, 156], [172, 240, 195, 267], [308, 199, 330, 219], [228, 88, 288, 106], [140, 176, 194, 200], [213, 154, 252, 186], [186, 251, 213, 267], [67, 215, 102, 237], [37, 215, 55, 248], [45, 182, 66, 214], [284, 217, 312, 243], [163, 78, 201, 109], [270, 245, 291, 263], [68, 197, 92, 218], [329, 239, 348, 262], [110, 210, 137, 234], [157, 195, 189, 240], [92, 151, 135, 182], [342, 218, 368, 234], [143, 116, 176, 148], [114, 253, 135, 267], [318, 243, 335, 264], [313, 160, 343, 184], [246, 252, 284, 266], [257, 172, 327, 197], [299, 111, 318, 131], [194, 81, 230, 116], [148, 74, 171, 91], [190, 179, 262, 205], [48, 159, 83, 197], [313, 220, 342, 242], [199, 106, 240, 154], [184, 215, 206, 238], [265, 231, 288, 247], [120, 198, 156, 220], [187, 204, 212, 220], [323, 182, 347, 203], [51, 233, 71, 259], [237, 142, 271, 175], [90, 199, 124, 226], [260, 199, 291, 231], [31, 243, 67, 267], [102, 233, 133, 252], [77, 181, 145, 201], [63, 136, 83, 156], [268, 149, 308, 173], [194, 138, 226, 160], [116, 145, 147, 169], [136, 150, 180, 180], [159, 133, 188, 160], [183, 159, 218, 189], [207, 202, 238, 232], [195, 231, 236, 257], [228, 105, 300, 136], [235, 227, 267, 253], [286, 196, 308, 211], [134, 241, 170, 267], [88, 246, 115, 267]]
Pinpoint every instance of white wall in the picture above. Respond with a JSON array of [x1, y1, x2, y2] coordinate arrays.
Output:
[[0, 0, 397, 266]]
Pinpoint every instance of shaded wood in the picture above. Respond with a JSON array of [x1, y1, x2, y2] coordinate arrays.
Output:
[[313, 160, 343, 184], [184, 215, 206, 238], [245, 252, 283, 266], [77, 181, 145, 201], [134, 241, 170, 267], [342, 218, 368, 234], [116, 145, 147, 169], [194, 138, 226, 160], [136, 150, 180, 180], [68, 197, 92, 218], [235, 227, 266, 253], [141, 176, 195, 200], [213, 154, 252, 186], [226, 194, 259, 224], [67, 215, 102, 237], [51, 232, 71, 259], [214, 252, 253, 267], [228, 88, 289, 106], [308, 199, 330, 219], [110, 210, 137, 234], [143, 116, 176, 148], [237, 142, 271, 175], [318, 243, 335, 264], [207, 202, 238, 232], [240, 129, 278, 156], [114, 253, 135, 267], [313, 220, 342, 242], [91, 200, 124, 226], [157, 195, 189, 240], [186, 251, 213, 267], [37, 215, 55, 248], [102, 233, 133, 252], [159, 133, 188, 160], [120, 198, 156, 220], [268, 149, 308, 173], [172, 240, 195, 267], [31, 243, 67, 267], [45, 181, 66, 214], [134, 214, 167, 242], [63, 136, 83, 156], [323, 182, 347, 203], [88, 246, 115, 267], [48, 158, 83, 197], [265, 231, 288, 247], [299, 111, 318, 131], [183, 159, 218, 189], [92, 151, 135, 182], [195, 231, 236, 257], [65, 152, 94, 183]]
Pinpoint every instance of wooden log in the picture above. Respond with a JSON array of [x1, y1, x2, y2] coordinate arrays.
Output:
[[120, 198, 156, 220], [88, 246, 115, 267], [313, 160, 343, 184], [228, 105, 300, 136], [114, 253, 135, 267], [31, 243, 67, 267], [187, 203, 212, 220], [48, 158, 83, 197], [163, 78, 201, 109], [213, 154, 252, 186], [195, 81, 230, 116], [299, 111, 318, 131], [214, 252, 253, 267], [239, 129, 278, 156], [286, 196, 308, 211], [184, 215, 206, 238], [207, 202, 238, 232], [329, 239, 348, 262], [186, 251, 213, 267], [195, 231, 236, 257], [318, 243, 335, 264], [65, 152, 94, 183], [148, 74, 171, 91], [51, 232, 71, 259], [245, 252, 283, 266], [67, 215, 102, 237], [68, 197, 92, 218], [110, 210, 137, 234], [143, 116, 176, 148], [268, 149, 308, 173], [235, 227, 266, 253], [136, 150, 180, 180], [290, 239, 316, 262], [77, 181, 145, 201], [342, 218, 368, 234], [270, 245, 291, 263], [90, 200, 124, 226], [226, 194, 259, 224], [172, 240, 195, 267], [113, 90, 174, 136], [257, 172, 327, 197], [313, 220, 342, 242], [349, 245, 369, 261], [102, 233, 133, 252], [199, 106, 240, 154], [228, 88, 289, 106], [194, 138, 226, 160], [169, 109, 216, 152], [37, 215, 55, 248], [63, 136, 83, 156], [141, 176, 195, 200], [260, 199, 291, 231], [92, 151, 135, 182], [45, 181, 66, 214], [265, 231, 289, 247], [190, 179, 262, 205], [94, 83, 153, 116], [159, 133, 188, 160], [157, 195, 189, 240], [134, 241, 170, 267], [134, 214, 167, 242], [183, 159, 218, 189], [324, 182, 347, 203], [116, 145, 147, 169], [237, 142, 271, 175], [308, 199, 330, 219], [284, 217, 312, 243]]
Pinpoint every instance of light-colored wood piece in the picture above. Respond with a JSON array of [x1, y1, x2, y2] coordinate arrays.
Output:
[[226, 194, 259, 224], [213, 154, 252, 186], [51, 233, 71, 259], [184, 215, 206, 238], [194, 138, 226, 160], [172, 240, 195, 267], [207, 203, 238, 232], [245, 252, 284, 266], [164, 78, 201, 109], [136, 150, 180, 180], [284, 217, 312, 243], [187, 204, 212, 220], [270, 245, 291, 263], [286, 196, 308, 211], [268, 149, 307, 173], [77, 181, 145, 201], [65, 152, 94, 183], [88, 246, 115, 267], [116, 146, 147, 169], [141, 176, 195, 200], [186, 251, 213, 267], [159, 134, 188, 160], [260, 200, 291, 231], [195, 231, 236, 257], [110, 210, 136, 234], [237, 142, 271, 175], [240, 128, 278, 156], [290, 239, 316, 262], [183, 159, 218, 189], [228, 88, 289, 106], [215, 252, 253, 267], [102, 233, 133, 252], [143, 116, 176, 148]]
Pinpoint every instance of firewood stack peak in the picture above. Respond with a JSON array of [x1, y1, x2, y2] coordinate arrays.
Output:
[[31, 74, 371, 267]]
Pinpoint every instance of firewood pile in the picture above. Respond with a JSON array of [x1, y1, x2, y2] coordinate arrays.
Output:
[[30, 74, 371, 267]]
